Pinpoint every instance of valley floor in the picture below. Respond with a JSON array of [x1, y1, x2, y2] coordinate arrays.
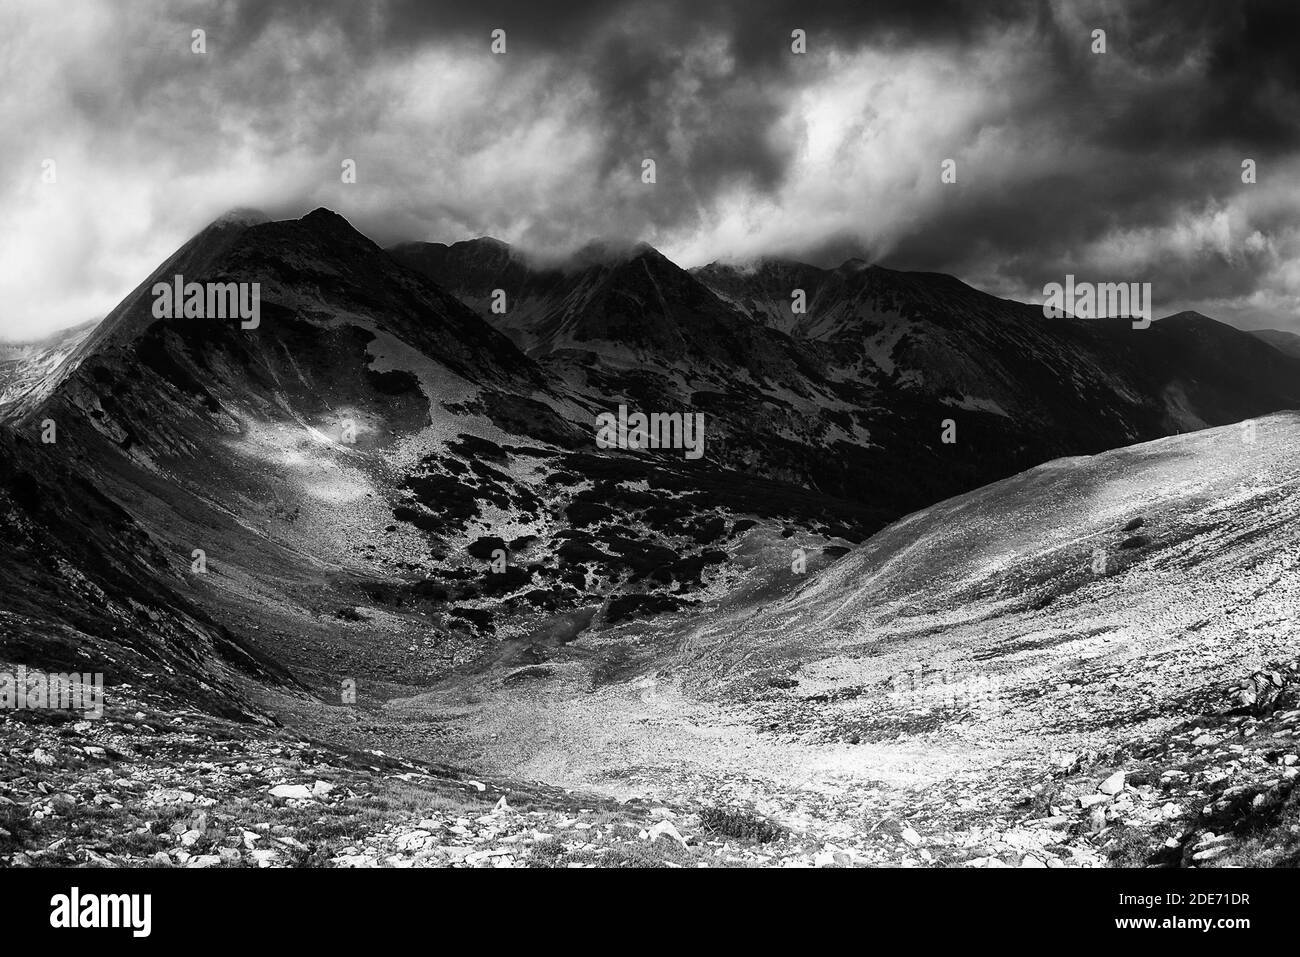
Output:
[[5, 419, 1300, 867], [5, 640, 1296, 868]]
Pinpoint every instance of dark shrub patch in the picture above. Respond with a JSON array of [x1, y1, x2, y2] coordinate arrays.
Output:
[[449, 607, 494, 631], [391, 504, 445, 533], [448, 433, 509, 463], [557, 452, 650, 484], [409, 580, 450, 602], [698, 807, 786, 844], [481, 565, 532, 595], [604, 535, 677, 577], [566, 501, 615, 528], [481, 391, 584, 447], [400, 469, 480, 526], [366, 368, 421, 396], [558, 538, 614, 565], [523, 588, 560, 609], [467, 536, 507, 560], [606, 593, 683, 624], [690, 516, 727, 545], [665, 550, 728, 585]]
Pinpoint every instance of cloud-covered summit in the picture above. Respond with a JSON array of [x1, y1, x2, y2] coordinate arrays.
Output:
[[2, 0, 1298, 339]]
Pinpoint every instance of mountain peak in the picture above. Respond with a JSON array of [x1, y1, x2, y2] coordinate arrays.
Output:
[[834, 257, 872, 274], [450, 236, 518, 262], [210, 208, 270, 229], [292, 207, 382, 253], [1158, 310, 1231, 331], [691, 255, 826, 283], [566, 237, 663, 270], [628, 241, 672, 266], [300, 206, 351, 227]]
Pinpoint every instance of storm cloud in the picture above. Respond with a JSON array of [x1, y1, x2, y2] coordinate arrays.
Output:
[[2, 0, 1299, 339]]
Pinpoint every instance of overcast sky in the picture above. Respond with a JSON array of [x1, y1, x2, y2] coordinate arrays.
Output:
[[3, 0, 1299, 340]]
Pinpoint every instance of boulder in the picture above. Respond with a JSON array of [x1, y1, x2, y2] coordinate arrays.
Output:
[[268, 784, 313, 800], [1098, 771, 1126, 795]]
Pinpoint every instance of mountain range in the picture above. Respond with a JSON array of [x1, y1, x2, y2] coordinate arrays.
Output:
[[2, 208, 1299, 867]]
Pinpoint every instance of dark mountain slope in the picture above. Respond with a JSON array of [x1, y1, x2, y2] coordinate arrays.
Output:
[[389, 238, 823, 389], [0, 428, 293, 720], [1249, 327, 1300, 360], [2, 211, 862, 714], [404, 240, 1300, 537], [1, 209, 572, 707]]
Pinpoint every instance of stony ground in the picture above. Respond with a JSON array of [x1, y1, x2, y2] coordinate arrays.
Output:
[[0, 681, 863, 868], [7, 422, 1300, 869], [4, 654, 1296, 868]]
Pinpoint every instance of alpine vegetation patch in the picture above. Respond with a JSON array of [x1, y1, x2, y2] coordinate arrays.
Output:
[[1042, 274, 1152, 329], [151, 274, 260, 329], [595, 404, 705, 460], [0, 666, 104, 718]]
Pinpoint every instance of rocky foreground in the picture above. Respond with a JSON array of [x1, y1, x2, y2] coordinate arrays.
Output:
[[2, 655, 1296, 868]]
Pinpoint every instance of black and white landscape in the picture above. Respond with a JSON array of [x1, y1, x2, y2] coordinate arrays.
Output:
[[2, 0, 1300, 882]]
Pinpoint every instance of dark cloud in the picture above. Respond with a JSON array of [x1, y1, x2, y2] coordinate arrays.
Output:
[[3, 0, 1300, 338], [211, 0, 1044, 232]]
